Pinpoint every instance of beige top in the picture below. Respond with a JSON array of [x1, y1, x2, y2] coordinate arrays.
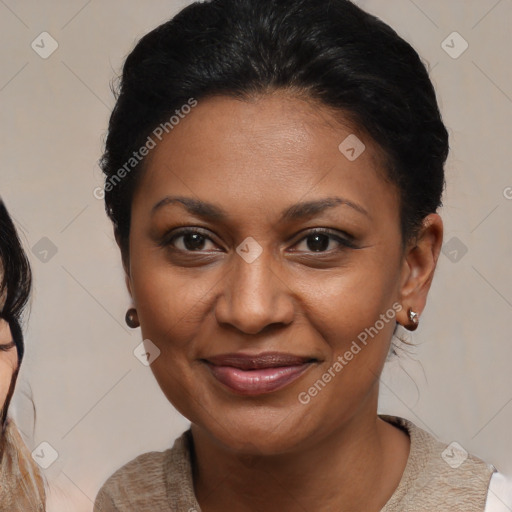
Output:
[[0, 418, 46, 512], [94, 416, 495, 512]]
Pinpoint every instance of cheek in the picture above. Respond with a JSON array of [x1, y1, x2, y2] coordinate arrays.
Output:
[[293, 253, 401, 345], [131, 259, 219, 349], [292, 258, 402, 416], [128, 247, 222, 410], [0, 351, 17, 410], [131, 264, 214, 422]]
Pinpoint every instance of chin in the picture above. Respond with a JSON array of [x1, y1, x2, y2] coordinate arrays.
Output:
[[191, 400, 322, 456]]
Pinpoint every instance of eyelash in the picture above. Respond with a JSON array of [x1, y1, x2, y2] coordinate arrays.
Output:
[[0, 341, 15, 352], [163, 227, 357, 254]]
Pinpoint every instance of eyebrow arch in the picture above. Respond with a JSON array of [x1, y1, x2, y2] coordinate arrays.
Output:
[[151, 195, 369, 221]]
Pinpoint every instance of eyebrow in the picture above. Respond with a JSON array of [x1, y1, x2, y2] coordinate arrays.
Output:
[[151, 195, 369, 222]]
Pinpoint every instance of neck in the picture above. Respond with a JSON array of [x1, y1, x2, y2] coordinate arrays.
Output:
[[190, 404, 409, 512]]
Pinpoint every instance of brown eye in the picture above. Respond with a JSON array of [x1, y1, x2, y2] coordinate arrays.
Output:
[[304, 233, 331, 252], [293, 229, 356, 253], [166, 229, 219, 252]]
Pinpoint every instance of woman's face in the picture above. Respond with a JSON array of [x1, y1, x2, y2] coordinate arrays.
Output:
[[0, 319, 17, 416], [125, 93, 428, 455]]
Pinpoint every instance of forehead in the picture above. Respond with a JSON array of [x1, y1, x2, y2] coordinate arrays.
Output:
[[133, 92, 398, 224]]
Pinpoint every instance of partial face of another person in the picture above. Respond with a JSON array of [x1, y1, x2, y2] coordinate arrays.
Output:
[[0, 319, 17, 417], [124, 93, 435, 455]]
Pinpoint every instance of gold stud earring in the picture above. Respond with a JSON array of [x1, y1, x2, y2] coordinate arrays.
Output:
[[125, 308, 140, 328]]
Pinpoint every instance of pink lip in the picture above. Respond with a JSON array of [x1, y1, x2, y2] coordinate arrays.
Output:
[[204, 352, 316, 396]]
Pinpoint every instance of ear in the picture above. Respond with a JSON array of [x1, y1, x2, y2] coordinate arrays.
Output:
[[396, 213, 443, 328], [114, 229, 133, 298]]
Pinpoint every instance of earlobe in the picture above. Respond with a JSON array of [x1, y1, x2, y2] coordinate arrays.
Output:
[[125, 308, 140, 328], [397, 213, 443, 330]]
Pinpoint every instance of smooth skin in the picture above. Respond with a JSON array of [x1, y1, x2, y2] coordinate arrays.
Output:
[[0, 319, 17, 417], [121, 92, 443, 512]]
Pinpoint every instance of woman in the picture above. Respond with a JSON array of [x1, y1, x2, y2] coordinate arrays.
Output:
[[0, 198, 46, 511], [94, 0, 510, 510]]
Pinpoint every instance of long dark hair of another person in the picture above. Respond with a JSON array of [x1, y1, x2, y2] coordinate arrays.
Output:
[[0, 198, 32, 428]]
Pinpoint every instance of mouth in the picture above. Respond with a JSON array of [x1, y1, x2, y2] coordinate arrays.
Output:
[[203, 352, 317, 396]]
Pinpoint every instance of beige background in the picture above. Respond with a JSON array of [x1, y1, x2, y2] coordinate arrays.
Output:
[[1, 0, 511, 510]]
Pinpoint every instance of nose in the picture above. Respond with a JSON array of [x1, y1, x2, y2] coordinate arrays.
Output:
[[214, 250, 295, 335]]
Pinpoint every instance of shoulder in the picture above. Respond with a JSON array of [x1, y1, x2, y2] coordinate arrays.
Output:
[[0, 419, 46, 511], [94, 449, 172, 511], [382, 414, 494, 473], [380, 415, 496, 511], [94, 430, 198, 512], [99, 448, 171, 489]]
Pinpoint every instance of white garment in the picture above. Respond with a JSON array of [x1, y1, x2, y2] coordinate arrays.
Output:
[[485, 472, 512, 512]]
